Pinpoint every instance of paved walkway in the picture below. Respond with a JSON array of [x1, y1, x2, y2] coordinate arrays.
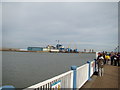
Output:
[[81, 65, 119, 89]]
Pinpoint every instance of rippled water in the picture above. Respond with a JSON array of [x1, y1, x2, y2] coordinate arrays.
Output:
[[2, 51, 95, 88]]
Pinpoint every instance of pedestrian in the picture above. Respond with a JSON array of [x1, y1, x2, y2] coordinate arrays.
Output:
[[105, 54, 110, 65], [117, 53, 120, 66], [110, 54, 114, 65], [102, 52, 106, 64], [118, 53, 120, 66], [97, 55, 104, 76], [113, 53, 118, 66]]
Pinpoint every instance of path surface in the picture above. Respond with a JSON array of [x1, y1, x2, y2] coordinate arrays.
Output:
[[81, 65, 119, 88]]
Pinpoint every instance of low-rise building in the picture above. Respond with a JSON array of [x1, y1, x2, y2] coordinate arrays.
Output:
[[27, 47, 43, 51], [43, 48, 50, 51], [50, 49, 59, 52]]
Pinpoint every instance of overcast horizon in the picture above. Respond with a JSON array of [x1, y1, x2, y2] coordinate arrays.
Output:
[[2, 2, 118, 51]]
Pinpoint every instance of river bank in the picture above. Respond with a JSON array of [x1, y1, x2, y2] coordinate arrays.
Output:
[[0, 48, 96, 53]]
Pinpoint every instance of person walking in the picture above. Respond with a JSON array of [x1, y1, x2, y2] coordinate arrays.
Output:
[[110, 52, 114, 65], [118, 53, 120, 66], [105, 54, 110, 65], [113, 53, 118, 66], [102, 52, 106, 64], [117, 53, 120, 66], [97, 55, 104, 76]]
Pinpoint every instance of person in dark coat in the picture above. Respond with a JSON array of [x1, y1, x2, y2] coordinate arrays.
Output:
[[110, 52, 114, 65], [102, 52, 106, 64], [113, 53, 118, 66], [117, 53, 120, 66]]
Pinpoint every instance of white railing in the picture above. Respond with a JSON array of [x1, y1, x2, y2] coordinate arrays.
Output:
[[90, 60, 95, 77], [24, 70, 73, 90], [76, 64, 89, 88], [24, 60, 96, 90]]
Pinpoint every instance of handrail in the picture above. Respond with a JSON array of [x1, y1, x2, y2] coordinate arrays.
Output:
[[77, 63, 88, 70], [24, 70, 73, 89], [24, 59, 96, 90]]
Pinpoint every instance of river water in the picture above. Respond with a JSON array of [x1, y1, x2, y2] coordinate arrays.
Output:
[[2, 51, 95, 88]]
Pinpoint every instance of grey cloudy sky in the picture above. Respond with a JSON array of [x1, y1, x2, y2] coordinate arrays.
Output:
[[2, 2, 118, 51]]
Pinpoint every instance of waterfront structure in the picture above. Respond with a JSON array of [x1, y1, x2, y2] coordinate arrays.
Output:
[[46, 45, 59, 52], [47, 45, 55, 49], [27, 44, 79, 53], [56, 44, 65, 52], [24, 60, 96, 89], [27, 47, 43, 51], [84, 49, 86, 52], [73, 49, 78, 52], [19, 49, 28, 51], [56, 44, 62, 49], [65, 48, 72, 52], [50, 49, 59, 52], [43, 48, 50, 52], [27, 45, 59, 52]]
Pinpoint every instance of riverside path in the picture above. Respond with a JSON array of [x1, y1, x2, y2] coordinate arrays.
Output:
[[81, 65, 119, 89]]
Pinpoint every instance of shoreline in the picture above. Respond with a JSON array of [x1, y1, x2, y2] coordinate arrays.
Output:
[[1, 49, 96, 54]]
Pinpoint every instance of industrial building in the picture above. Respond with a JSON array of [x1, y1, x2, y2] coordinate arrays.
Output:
[[27, 47, 43, 51], [27, 44, 78, 53]]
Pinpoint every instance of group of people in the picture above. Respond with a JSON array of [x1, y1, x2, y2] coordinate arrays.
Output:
[[96, 51, 120, 76]]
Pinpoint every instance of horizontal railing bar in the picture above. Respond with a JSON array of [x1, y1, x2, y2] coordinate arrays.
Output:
[[24, 70, 73, 89], [77, 63, 88, 70], [24, 59, 95, 90]]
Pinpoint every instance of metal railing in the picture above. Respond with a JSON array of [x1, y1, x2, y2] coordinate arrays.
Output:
[[23, 60, 96, 90], [24, 70, 73, 90], [76, 64, 89, 88], [90, 60, 95, 77]]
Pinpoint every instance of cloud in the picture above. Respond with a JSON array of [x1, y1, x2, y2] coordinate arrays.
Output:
[[2, 2, 118, 51]]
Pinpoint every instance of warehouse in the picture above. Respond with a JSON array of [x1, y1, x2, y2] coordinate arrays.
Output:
[[27, 47, 43, 51]]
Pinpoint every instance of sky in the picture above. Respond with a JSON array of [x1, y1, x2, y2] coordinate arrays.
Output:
[[2, 2, 118, 51]]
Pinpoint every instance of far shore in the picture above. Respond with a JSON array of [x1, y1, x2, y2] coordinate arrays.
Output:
[[0, 48, 96, 54]]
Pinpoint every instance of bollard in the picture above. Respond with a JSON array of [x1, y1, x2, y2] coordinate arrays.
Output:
[[71, 66, 77, 90], [87, 61, 91, 81]]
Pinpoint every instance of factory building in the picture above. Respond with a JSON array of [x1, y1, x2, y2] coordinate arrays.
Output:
[[43, 48, 50, 51], [27, 47, 43, 51], [27, 45, 59, 52], [27, 44, 79, 53]]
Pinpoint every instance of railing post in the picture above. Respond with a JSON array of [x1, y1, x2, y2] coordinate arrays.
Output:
[[87, 61, 91, 81], [71, 66, 77, 90], [94, 59, 97, 72]]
